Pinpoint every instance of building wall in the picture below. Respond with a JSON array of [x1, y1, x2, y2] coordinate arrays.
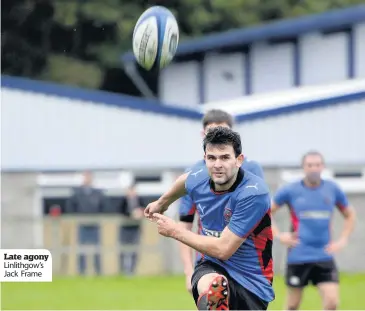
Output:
[[2, 88, 203, 171], [251, 41, 294, 94], [299, 31, 348, 86], [203, 52, 246, 103], [160, 22, 365, 107], [235, 99, 365, 166], [355, 22, 365, 78], [159, 61, 201, 108], [3, 86, 364, 171]]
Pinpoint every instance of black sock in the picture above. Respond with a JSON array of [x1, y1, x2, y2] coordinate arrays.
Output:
[[197, 293, 208, 310]]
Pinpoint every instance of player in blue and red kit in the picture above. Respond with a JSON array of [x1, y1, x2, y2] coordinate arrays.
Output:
[[145, 127, 274, 310], [271, 151, 356, 310], [178, 109, 264, 294]]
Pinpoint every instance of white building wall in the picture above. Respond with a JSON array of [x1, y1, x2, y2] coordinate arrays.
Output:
[[251, 41, 294, 93], [159, 61, 200, 108], [299, 31, 348, 86], [354, 22, 365, 78], [3, 88, 363, 171], [236, 100, 365, 166], [159, 22, 365, 107], [1, 88, 203, 171], [203, 52, 246, 103]]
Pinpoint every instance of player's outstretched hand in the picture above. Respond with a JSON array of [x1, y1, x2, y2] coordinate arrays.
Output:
[[153, 213, 177, 238], [325, 237, 347, 254], [144, 200, 165, 220], [279, 232, 299, 248]]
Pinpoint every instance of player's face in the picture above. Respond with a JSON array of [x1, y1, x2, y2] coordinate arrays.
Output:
[[204, 144, 244, 189], [83, 171, 93, 186], [202, 122, 230, 137], [303, 154, 324, 184]]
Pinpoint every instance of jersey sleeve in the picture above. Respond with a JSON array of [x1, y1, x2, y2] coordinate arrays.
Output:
[[228, 194, 270, 239], [179, 195, 196, 222], [249, 161, 265, 179], [185, 164, 206, 196], [185, 172, 194, 196], [272, 185, 290, 206], [333, 183, 349, 213]]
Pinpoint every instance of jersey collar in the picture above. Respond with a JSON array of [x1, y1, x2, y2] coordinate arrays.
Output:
[[210, 168, 244, 194]]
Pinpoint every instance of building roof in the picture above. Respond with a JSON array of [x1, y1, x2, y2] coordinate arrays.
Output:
[[122, 5, 365, 63], [200, 79, 365, 117], [2, 75, 364, 123], [1, 75, 203, 120]]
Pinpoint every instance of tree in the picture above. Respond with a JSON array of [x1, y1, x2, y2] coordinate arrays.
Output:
[[2, 0, 363, 96]]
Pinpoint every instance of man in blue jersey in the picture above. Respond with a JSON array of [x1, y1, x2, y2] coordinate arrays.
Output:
[[178, 109, 264, 294], [145, 127, 274, 310], [271, 151, 356, 310]]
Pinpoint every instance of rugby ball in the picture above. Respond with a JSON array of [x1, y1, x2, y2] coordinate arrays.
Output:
[[133, 6, 179, 70]]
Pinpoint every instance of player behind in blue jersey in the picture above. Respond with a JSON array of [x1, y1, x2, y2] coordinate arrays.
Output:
[[145, 127, 274, 310], [178, 109, 264, 294], [271, 151, 356, 310]]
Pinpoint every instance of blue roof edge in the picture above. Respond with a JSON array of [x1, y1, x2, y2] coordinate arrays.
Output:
[[1, 75, 203, 120], [122, 5, 365, 62], [2, 76, 364, 123], [234, 91, 365, 123]]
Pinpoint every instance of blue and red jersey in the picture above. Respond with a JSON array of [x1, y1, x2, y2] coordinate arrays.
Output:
[[179, 158, 264, 262], [273, 179, 349, 264], [185, 167, 274, 303]]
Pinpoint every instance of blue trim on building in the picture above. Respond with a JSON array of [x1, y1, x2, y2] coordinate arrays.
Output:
[[198, 60, 205, 104], [122, 5, 365, 62], [244, 49, 252, 95], [234, 91, 365, 123], [293, 39, 301, 86], [1, 75, 203, 120], [2, 76, 364, 125], [347, 28, 355, 78]]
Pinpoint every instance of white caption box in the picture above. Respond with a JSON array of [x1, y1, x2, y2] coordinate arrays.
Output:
[[0, 249, 52, 282]]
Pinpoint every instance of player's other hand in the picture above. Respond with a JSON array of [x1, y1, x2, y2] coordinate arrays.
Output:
[[325, 237, 347, 254], [185, 270, 193, 294], [279, 232, 299, 248], [153, 213, 177, 238], [144, 200, 165, 220]]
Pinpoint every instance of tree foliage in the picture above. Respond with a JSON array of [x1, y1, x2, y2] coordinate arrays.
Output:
[[2, 0, 363, 95]]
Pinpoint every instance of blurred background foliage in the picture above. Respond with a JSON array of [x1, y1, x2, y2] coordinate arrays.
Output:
[[2, 0, 363, 97]]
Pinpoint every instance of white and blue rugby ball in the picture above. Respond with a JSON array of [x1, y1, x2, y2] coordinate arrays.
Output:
[[133, 6, 179, 70]]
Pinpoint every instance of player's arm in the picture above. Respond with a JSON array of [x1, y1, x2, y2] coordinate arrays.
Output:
[[338, 206, 356, 241], [334, 185, 356, 242], [325, 184, 356, 254], [178, 196, 196, 280], [270, 200, 282, 238], [270, 186, 298, 247], [159, 172, 188, 209], [270, 186, 289, 238], [145, 173, 189, 218], [171, 225, 244, 261], [178, 221, 195, 269], [169, 194, 269, 261], [178, 219, 195, 293]]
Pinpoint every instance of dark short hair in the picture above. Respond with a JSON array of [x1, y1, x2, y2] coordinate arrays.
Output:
[[301, 150, 325, 165], [202, 109, 234, 129], [203, 126, 242, 157]]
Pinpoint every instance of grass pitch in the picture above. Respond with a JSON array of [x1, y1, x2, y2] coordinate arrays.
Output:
[[1, 274, 365, 310]]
